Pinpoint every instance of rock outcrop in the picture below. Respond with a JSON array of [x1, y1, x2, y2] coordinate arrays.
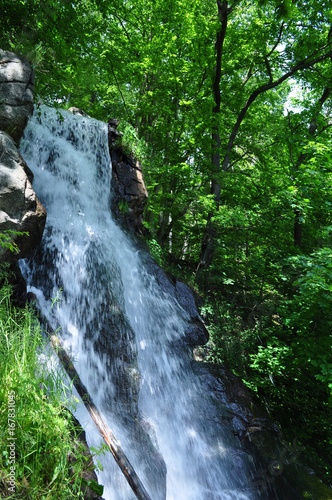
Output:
[[0, 50, 34, 145], [174, 279, 209, 345], [0, 50, 46, 303], [142, 251, 209, 347], [108, 122, 148, 236], [0, 132, 46, 261], [192, 355, 332, 499]]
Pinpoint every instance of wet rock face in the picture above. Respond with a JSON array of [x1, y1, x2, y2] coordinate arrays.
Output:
[[192, 361, 310, 499], [108, 123, 148, 236], [0, 50, 46, 304], [143, 253, 209, 347], [0, 132, 46, 263], [174, 280, 209, 345], [0, 50, 34, 145]]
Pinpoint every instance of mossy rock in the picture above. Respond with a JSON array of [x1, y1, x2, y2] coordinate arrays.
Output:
[[284, 463, 332, 499]]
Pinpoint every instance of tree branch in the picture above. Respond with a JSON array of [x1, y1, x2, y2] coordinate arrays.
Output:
[[112, 12, 131, 42], [242, 65, 253, 87], [235, 169, 263, 194], [266, 22, 285, 59], [317, 121, 332, 134], [287, 112, 296, 169], [108, 58, 135, 128], [222, 48, 332, 171], [308, 87, 331, 135], [47, 329, 152, 500]]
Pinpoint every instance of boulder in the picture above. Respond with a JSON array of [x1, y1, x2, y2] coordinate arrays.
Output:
[[0, 131, 46, 263], [0, 50, 34, 145]]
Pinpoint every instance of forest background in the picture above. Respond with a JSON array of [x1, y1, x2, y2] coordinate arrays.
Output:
[[1, 0, 331, 488]]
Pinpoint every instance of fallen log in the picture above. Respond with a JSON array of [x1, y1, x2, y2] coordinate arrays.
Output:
[[48, 332, 152, 500]]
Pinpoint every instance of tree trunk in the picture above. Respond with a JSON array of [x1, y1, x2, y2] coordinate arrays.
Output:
[[294, 209, 303, 247], [196, 0, 228, 281]]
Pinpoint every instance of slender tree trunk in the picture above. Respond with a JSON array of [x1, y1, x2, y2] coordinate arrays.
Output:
[[196, 0, 228, 280], [294, 209, 303, 247]]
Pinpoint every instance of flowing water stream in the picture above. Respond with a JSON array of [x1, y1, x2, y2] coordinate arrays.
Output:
[[19, 105, 256, 499]]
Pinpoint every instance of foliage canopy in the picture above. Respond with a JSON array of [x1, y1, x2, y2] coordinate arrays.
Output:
[[1, 0, 332, 486]]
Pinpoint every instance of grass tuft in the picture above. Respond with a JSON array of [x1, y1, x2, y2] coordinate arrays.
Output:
[[0, 283, 100, 499]]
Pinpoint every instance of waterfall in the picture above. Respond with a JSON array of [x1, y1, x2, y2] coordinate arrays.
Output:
[[19, 105, 256, 500]]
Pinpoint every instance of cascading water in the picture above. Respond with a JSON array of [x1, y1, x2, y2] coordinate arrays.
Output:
[[19, 105, 257, 499]]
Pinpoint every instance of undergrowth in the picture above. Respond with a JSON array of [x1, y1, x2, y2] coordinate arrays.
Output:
[[0, 282, 101, 499], [200, 293, 332, 487]]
